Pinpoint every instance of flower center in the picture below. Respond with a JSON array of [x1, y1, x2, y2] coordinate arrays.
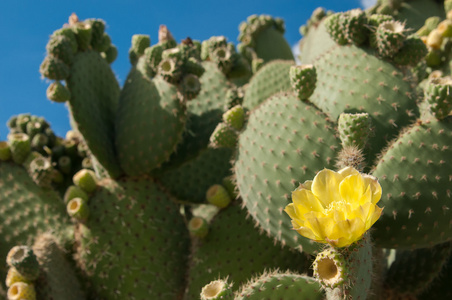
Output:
[[325, 199, 346, 215]]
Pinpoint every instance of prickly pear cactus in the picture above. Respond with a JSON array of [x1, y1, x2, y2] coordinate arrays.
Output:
[[2, 1, 452, 299]]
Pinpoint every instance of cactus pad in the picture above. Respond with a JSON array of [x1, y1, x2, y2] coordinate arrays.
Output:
[[234, 92, 340, 253], [75, 176, 189, 299]]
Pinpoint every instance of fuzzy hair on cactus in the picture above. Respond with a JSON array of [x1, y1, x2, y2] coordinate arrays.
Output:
[[1, 2, 452, 299]]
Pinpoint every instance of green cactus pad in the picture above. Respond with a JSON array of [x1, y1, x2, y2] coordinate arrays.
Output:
[[156, 147, 233, 204], [115, 67, 186, 176], [306, 39, 418, 163], [75, 176, 189, 299], [235, 271, 324, 300], [392, 35, 428, 66], [243, 60, 293, 110], [234, 93, 339, 253], [418, 247, 452, 299], [0, 162, 71, 282], [33, 234, 85, 300], [372, 115, 452, 249], [66, 50, 121, 178], [238, 15, 294, 63], [384, 242, 452, 296], [394, 0, 446, 31], [159, 61, 231, 167], [184, 203, 311, 300]]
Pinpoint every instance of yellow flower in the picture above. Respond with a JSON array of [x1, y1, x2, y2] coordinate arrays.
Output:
[[284, 167, 383, 248]]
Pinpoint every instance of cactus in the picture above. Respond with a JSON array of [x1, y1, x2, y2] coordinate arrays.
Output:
[[1, 3, 452, 299]]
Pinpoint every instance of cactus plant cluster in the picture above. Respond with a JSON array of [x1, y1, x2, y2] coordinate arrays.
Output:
[[1, 1, 452, 299]]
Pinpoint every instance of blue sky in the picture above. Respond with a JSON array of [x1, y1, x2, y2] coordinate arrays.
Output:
[[0, 0, 372, 139]]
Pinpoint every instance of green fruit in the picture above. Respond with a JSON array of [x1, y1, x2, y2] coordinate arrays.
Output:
[[209, 123, 238, 149], [8, 133, 31, 164], [206, 184, 232, 208], [46, 82, 71, 103], [289, 64, 317, 100]]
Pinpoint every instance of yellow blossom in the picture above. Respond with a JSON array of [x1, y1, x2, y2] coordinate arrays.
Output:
[[284, 167, 383, 248]]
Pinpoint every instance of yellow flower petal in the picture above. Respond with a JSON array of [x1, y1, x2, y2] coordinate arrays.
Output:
[[332, 208, 346, 223], [285, 205, 306, 230], [290, 219, 304, 230], [311, 169, 344, 207], [329, 218, 366, 247], [284, 204, 298, 221], [305, 214, 336, 241], [338, 166, 360, 177], [356, 202, 375, 229], [339, 174, 365, 205], [301, 180, 313, 190], [292, 189, 325, 215], [363, 174, 382, 204], [295, 225, 320, 241], [344, 203, 362, 220], [369, 205, 384, 228], [357, 185, 373, 208]]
